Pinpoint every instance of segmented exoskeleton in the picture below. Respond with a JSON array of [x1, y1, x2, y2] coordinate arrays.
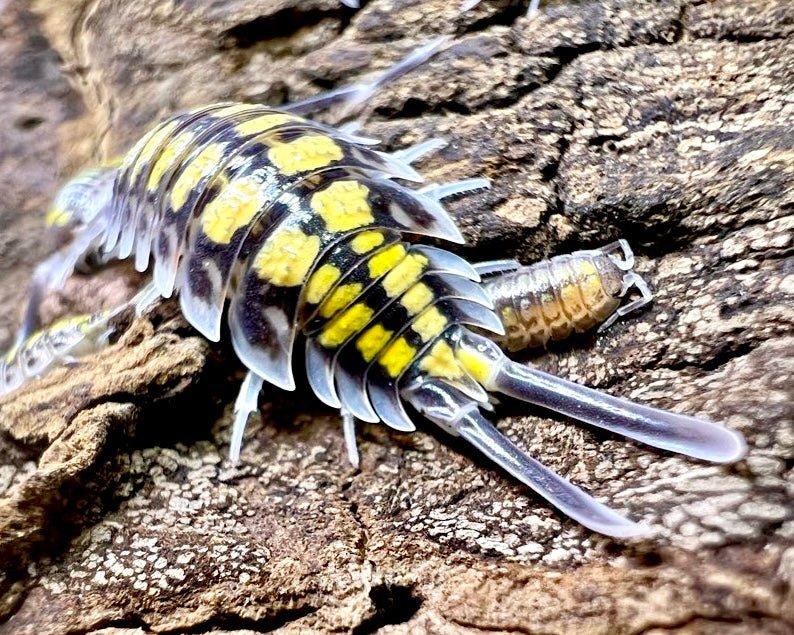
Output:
[[477, 240, 652, 351], [3, 51, 746, 540]]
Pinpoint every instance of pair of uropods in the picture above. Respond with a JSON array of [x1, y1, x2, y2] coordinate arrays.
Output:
[[2, 40, 746, 538]]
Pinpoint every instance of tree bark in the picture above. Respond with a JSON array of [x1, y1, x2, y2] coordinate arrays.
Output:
[[0, 0, 792, 633]]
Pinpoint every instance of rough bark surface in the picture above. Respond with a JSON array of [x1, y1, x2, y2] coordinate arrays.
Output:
[[1, 0, 792, 633]]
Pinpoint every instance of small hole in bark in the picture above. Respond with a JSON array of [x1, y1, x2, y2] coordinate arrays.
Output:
[[15, 115, 45, 130], [353, 584, 422, 634]]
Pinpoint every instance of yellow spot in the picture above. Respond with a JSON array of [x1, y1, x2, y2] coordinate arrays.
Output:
[[501, 306, 519, 327], [131, 120, 180, 182], [236, 113, 299, 137], [147, 129, 195, 192], [367, 244, 406, 279], [419, 341, 463, 379], [268, 134, 343, 176], [578, 260, 597, 276], [201, 175, 267, 244], [456, 347, 494, 386], [411, 307, 448, 342], [400, 283, 434, 315], [382, 254, 428, 297], [45, 206, 70, 227], [351, 230, 385, 254], [319, 283, 363, 319], [252, 228, 321, 286], [560, 283, 584, 314], [171, 142, 226, 211], [580, 274, 606, 307], [319, 303, 374, 348], [310, 180, 374, 233], [356, 324, 394, 362], [305, 264, 342, 304], [379, 337, 417, 378]]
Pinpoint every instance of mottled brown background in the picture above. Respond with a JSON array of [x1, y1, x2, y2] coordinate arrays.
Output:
[[0, 0, 792, 633]]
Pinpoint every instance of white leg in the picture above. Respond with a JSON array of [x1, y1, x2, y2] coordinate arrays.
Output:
[[597, 272, 654, 332], [283, 35, 450, 118], [342, 409, 361, 469], [527, 0, 541, 17], [419, 178, 491, 201], [229, 371, 264, 464], [391, 138, 448, 164], [132, 281, 162, 317], [601, 238, 635, 271]]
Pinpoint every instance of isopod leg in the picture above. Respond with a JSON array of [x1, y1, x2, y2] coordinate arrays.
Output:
[[282, 35, 450, 117], [598, 272, 654, 332], [341, 409, 361, 468], [471, 259, 522, 277], [229, 371, 264, 464], [132, 281, 162, 317], [527, 0, 541, 17]]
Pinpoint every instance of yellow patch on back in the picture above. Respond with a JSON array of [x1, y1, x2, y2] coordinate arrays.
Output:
[[310, 180, 374, 233], [131, 120, 180, 182], [236, 113, 299, 137], [400, 283, 434, 315], [560, 282, 585, 317], [367, 244, 406, 279], [419, 341, 463, 380], [456, 347, 494, 386], [411, 307, 448, 342], [268, 134, 343, 176], [171, 142, 226, 211], [382, 254, 428, 297], [501, 306, 519, 327], [577, 260, 597, 277], [319, 303, 374, 348], [147, 129, 196, 192], [379, 337, 417, 378], [319, 283, 363, 319], [201, 175, 267, 244], [356, 323, 394, 362], [579, 274, 606, 307], [45, 206, 70, 228], [350, 230, 385, 254], [252, 228, 321, 286], [305, 264, 341, 304]]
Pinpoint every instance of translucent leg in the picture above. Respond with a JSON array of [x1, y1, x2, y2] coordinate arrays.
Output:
[[229, 371, 264, 464], [597, 272, 654, 332], [131, 281, 162, 317], [600, 238, 635, 271], [392, 138, 448, 164], [341, 409, 361, 468], [527, 0, 541, 16], [282, 35, 450, 117], [471, 259, 522, 277], [419, 178, 490, 201]]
